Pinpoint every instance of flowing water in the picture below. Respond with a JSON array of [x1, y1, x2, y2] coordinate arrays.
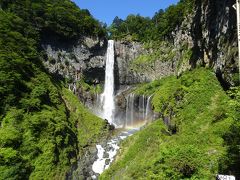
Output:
[[124, 93, 154, 128], [91, 128, 139, 179], [91, 40, 154, 178], [100, 40, 115, 124], [145, 94, 154, 120]]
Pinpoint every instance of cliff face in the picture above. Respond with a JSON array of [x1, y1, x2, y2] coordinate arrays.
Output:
[[130, 0, 238, 86], [115, 41, 178, 85], [174, 0, 238, 86], [42, 37, 150, 88], [114, 41, 148, 85], [42, 36, 108, 88], [42, 0, 238, 90]]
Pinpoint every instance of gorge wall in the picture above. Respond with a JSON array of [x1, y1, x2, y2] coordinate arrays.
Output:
[[173, 0, 238, 86], [41, 37, 152, 87], [125, 0, 238, 87], [42, 0, 238, 95], [41, 36, 107, 87]]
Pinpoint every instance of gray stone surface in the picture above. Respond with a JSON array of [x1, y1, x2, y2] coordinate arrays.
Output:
[[42, 36, 108, 84]]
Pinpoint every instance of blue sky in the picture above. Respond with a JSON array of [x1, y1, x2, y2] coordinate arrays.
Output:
[[72, 0, 179, 25]]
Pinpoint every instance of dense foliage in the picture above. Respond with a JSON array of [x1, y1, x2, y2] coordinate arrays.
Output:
[[0, 0, 239, 179], [0, 1, 108, 179], [108, 0, 194, 42], [220, 86, 240, 177], [101, 68, 240, 179], [0, 0, 107, 40]]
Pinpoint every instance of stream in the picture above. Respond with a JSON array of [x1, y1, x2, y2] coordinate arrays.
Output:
[[91, 128, 139, 179], [68, 40, 154, 179]]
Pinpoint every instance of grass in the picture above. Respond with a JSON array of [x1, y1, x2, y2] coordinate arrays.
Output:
[[101, 68, 235, 179], [62, 88, 108, 149]]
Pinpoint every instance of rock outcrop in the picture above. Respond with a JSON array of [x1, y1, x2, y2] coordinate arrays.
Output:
[[42, 36, 150, 88], [41, 0, 239, 91], [42, 36, 108, 86], [115, 41, 178, 85], [173, 0, 238, 87], [125, 0, 238, 87], [114, 41, 148, 85]]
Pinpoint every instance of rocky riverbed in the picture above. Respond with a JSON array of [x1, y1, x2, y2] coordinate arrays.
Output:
[[67, 128, 139, 180]]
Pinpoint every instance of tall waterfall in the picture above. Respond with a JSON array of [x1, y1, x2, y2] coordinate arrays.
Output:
[[101, 40, 115, 124], [91, 40, 155, 128]]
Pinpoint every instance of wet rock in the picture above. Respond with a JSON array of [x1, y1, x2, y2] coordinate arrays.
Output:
[[105, 159, 111, 165], [103, 153, 109, 159], [67, 129, 139, 180]]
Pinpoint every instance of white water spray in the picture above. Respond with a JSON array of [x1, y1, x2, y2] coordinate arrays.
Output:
[[145, 95, 153, 121], [142, 95, 145, 120], [92, 129, 138, 177], [124, 94, 154, 128], [101, 40, 115, 124]]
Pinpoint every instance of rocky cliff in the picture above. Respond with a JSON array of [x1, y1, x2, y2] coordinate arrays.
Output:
[[114, 41, 148, 85], [42, 37, 150, 89], [42, 0, 238, 92], [42, 36, 107, 89], [118, 0, 238, 87], [174, 0, 238, 87]]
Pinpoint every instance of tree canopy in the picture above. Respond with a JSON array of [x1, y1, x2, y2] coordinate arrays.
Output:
[[108, 0, 194, 42], [0, 1, 108, 179]]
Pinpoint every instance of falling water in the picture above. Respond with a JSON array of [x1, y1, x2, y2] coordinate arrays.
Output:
[[124, 94, 154, 128], [101, 40, 115, 124], [90, 41, 156, 177], [125, 93, 135, 127], [125, 95, 129, 127], [130, 94, 134, 126], [142, 95, 145, 120], [145, 95, 153, 121]]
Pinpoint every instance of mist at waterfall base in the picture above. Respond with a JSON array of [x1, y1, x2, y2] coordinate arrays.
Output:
[[92, 40, 154, 129]]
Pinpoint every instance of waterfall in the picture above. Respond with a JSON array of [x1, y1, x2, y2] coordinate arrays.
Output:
[[142, 95, 145, 120], [101, 40, 115, 124], [124, 94, 154, 128], [125, 95, 129, 127], [125, 93, 135, 127], [130, 94, 135, 126], [90, 40, 154, 128], [145, 95, 153, 121]]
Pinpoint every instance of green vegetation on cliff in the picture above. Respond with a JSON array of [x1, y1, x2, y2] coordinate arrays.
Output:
[[62, 88, 108, 149], [0, 84, 108, 179], [130, 41, 177, 74], [0, 1, 108, 179], [101, 68, 239, 179]]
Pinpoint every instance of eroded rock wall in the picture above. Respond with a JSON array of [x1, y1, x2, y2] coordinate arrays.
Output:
[[42, 36, 108, 85], [41, 0, 239, 90], [174, 0, 238, 86]]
